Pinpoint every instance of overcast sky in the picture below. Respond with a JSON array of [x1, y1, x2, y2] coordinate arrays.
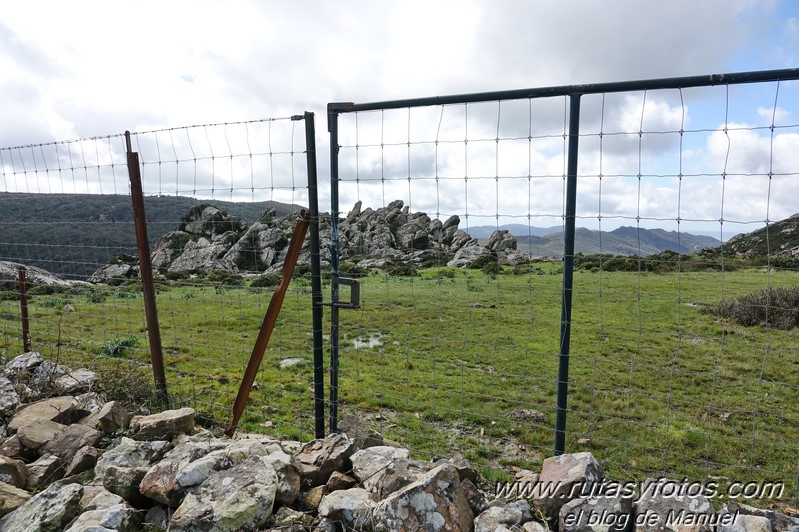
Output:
[[2, 1, 798, 237]]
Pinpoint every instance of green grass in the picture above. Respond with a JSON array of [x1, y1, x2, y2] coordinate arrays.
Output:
[[0, 263, 797, 504]]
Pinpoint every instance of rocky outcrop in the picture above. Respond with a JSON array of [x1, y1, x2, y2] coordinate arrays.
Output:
[[0, 260, 71, 290], [90, 200, 526, 280]]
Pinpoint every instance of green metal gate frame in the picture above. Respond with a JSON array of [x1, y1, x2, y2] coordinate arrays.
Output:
[[325, 67, 799, 453]]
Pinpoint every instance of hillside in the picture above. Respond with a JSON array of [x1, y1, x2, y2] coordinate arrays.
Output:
[[515, 226, 720, 256], [719, 214, 799, 258], [0, 192, 300, 279]]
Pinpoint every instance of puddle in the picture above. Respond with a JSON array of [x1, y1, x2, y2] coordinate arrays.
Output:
[[353, 333, 384, 349]]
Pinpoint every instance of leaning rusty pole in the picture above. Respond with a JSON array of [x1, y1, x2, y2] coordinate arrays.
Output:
[[226, 209, 310, 436]]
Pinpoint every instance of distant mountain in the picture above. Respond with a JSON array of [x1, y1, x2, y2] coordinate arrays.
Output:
[[714, 214, 799, 258], [466, 224, 562, 239], [515, 226, 720, 256], [0, 193, 301, 279]]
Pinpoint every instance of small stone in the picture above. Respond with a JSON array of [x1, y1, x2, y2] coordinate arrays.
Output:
[[264, 448, 301, 507], [532, 451, 603, 523], [64, 445, 101, 477], [319, 487, 374, 529], [0, 480, 30, 517], [372, 463, 473, 531], [461, 477, 489, 516], [270, 506, 315, 529], [53, 368, 97, 395], [130, 407, 195, 440], [8, 396, 78, 433], [80, 400, 132, 434], [326, 471, 358, 492], [83, 487, 125, 511], [338, 414, 384, 451], [3, 352, 43, 376], [0, 481, 82, 531], [294, 432, 354, 488], [0, 435, 35, 461], [169, 455, 278, 532], [17, 419, 65, 450], [0, 377, 20, 416], [300, 484, 327, 509], [63, 502, 141, 531], [40, 423, 102, 459], [0, 455, 28, 489], [26, 454, 64, 491]]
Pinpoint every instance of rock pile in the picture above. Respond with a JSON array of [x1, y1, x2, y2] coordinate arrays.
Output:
[[89, 200, 527, 281], [2, 351, 796, 531]]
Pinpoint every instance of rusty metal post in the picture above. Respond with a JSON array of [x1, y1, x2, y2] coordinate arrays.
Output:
[[125, 131, 168, 407], [226, 209, 310, 436], [18, 266, 31, 352]]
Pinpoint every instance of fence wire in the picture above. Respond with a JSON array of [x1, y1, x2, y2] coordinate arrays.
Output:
[[328, 76, 799, 504], [0, 118, 321, 442]]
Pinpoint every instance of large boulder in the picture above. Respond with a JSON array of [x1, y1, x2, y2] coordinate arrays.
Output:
[[634, 478, 715, 532], [532, 452, 603, 523], [129, 407, 196, 440], [168, 233, 239, 273], [448, 243, 490, 268], [294, 432, 354, 488], [7, 396, 80, 433], [169, 455, 279, 531], [93, 437, 170, 503], [0, 482, 83, 531], [372, 463, 474, 531]]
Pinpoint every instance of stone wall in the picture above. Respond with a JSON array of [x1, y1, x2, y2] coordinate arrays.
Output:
[[1, 351, 795, 531]]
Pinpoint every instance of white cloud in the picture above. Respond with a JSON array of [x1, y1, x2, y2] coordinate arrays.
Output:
[[1, 0, 797, 232]]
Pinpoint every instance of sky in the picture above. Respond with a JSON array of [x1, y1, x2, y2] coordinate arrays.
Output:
[[2, 0, 798, 239]]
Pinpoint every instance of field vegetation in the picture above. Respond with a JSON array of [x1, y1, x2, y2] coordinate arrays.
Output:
[[1, 255, 797, 501]]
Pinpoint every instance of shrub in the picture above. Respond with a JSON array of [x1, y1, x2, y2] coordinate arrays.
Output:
[[94, 335, 140, 358], [467, 253, 498, 270], [251, 273, 282, 288], [293, 263, 312, 279], [0, 291, 18, 302], [437, 269, 456, 279], [481, 261, 502, 275], [710, 286, 799, 329], [204, 270, 244, 287], [384, 259, 418, 277], [339, 262, 368, 278]]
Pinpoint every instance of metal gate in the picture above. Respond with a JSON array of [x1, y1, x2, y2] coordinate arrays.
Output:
[[325, 68, 799, 492]]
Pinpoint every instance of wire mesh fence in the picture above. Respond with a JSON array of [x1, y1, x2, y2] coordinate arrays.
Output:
[[327, 72, 799, 502], [1, 69, 798, 511], [0, 117, 322, 441]]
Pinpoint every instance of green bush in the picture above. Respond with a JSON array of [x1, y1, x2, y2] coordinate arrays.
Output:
[[481, 261, 502, 275], [467, 253, 498, 270], [710, 286, 799, 329], [0, 291, 18, 302], [339, 262, 368, 278], [384, 259, 418, 277], [204, 270, 244, 287], [94, 335, 140, 358], [293, 263, 312, 279], [250, 273, 282, 288]]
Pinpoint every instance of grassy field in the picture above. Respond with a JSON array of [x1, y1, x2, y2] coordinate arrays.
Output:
[[1, 263, 797, 504]]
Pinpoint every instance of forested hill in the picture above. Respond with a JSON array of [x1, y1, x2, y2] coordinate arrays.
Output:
[[0, 192, 299, 279]]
